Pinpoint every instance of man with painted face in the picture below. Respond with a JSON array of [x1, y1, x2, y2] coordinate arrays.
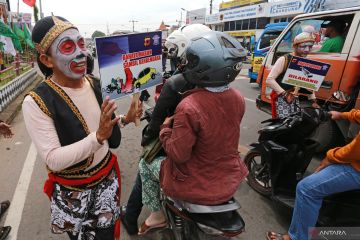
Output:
[[266, 32, 319, 119], [22, 16, 141, 240]]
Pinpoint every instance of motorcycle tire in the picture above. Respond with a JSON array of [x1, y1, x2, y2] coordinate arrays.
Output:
[[244, 149, 272, 197]]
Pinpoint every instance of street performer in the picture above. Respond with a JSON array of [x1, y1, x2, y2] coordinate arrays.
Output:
[[23, 16, 141, 240]]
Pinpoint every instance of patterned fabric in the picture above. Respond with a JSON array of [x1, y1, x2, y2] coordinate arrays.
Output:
[[36, 16, 77, 54], [50, 168, 120, 239], [139, 157, 165, 212], [275, 95, 300, 119]]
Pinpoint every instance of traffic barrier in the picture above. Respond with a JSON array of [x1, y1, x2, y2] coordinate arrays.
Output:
[[0, 68, 37, 112]]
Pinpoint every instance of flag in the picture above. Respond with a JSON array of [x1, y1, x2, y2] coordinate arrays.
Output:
[[24, 23, 34, 49], [0, 21, 22, 52], [23, 0, 36, 7], [0, 36, 17, 56], [13, 24, 25, 39]]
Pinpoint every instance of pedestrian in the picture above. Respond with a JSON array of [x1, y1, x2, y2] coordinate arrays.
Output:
[[266, 31, 320, 119], [137, 31, 248, 235], [0, 120, 12, 239], [22, 16, 142, 240], [267, 109, 360, 240]]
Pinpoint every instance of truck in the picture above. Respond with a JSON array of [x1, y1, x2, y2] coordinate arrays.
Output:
[[255, 6, 360, 151], [248, 22, 288, 83]]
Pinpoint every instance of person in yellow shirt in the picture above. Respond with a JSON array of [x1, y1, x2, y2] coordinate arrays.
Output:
[[267, 109, 360, 240]]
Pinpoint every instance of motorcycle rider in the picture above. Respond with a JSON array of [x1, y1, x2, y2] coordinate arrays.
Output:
[[120, 24, 212, 235], [267, 109, 360, 240], [137, 30, 248, 235]]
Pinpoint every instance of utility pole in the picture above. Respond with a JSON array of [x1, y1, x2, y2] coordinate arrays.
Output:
[[129, 20, 138, 32], [210, 0, 213, 14], [106, 22, 110, 35], [39, 0, 43, 18]]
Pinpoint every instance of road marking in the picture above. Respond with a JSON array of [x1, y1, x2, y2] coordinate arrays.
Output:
[[244, 97, 256, 103], [5, 143, 37, 240]]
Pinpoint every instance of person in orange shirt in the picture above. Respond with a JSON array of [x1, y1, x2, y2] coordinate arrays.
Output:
[[267, 109, 360, 240]]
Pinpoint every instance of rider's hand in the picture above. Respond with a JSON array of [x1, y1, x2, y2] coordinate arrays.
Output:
[[124, 100, 143, 124], [330, 111, 343, 121], [163, 116, 174, 127], [315, 157, 333, 173], [282, 91, 295, 104], [0, 122, 14, 138], [96, 96, 120, 144]]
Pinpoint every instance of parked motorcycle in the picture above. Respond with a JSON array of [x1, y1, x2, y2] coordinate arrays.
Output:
[[141, 108, 245, 240], [244, 103, 360, 226]]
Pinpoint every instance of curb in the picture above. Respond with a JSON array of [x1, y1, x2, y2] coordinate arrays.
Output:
[[0, 74, 43, 124]]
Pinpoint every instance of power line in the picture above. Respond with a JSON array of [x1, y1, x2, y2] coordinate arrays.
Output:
[[129, 19, 138, 32]]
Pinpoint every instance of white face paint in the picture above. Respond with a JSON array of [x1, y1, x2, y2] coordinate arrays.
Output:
[[49, 28, 88, 80]]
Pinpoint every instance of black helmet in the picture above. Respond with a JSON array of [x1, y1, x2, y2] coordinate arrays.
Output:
[[182, 31, 247, 87]]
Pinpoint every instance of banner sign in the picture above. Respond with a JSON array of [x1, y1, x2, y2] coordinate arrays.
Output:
[[96, 31, 162, 100], [220, 0, 265, 11], [269, 0, 305, 17], [206, 4, 266, 24], [186, 8, 206, 24], [282, 56, 330, 91]]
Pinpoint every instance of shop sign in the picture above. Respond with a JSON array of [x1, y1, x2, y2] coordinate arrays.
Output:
[[220, 0, 265, 11], [269, 0, 305, 17]]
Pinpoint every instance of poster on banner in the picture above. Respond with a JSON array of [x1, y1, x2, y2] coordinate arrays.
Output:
[[282, 56, 331, 91], [96, 31, 162, 100]]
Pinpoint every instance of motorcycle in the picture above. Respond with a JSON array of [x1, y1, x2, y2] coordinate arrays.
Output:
[[141, 108, 245, 240], [244, 101, 360, 227]]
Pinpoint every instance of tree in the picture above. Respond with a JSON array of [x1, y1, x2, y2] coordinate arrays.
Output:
[[33, 5, 39, 23], [91, 30, 105, 39]]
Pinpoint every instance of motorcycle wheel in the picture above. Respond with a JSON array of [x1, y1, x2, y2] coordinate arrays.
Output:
[[244, 149, 272, 196]]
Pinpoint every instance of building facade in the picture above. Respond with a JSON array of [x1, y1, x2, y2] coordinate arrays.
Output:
[[205, 0, 359, 51]]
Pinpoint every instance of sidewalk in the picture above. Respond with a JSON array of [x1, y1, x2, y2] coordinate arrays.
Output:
[[0, 74, 43, 124]]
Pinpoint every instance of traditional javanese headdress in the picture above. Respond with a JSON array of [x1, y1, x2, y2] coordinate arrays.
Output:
[[35, 16, 77, 54]]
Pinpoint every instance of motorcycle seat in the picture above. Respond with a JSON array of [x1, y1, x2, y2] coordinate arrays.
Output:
[[170, 197, 240, 213], [168, 197, 245, 233], [189, 209, 245, 233]]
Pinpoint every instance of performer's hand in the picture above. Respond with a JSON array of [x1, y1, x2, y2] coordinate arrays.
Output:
[[163, 116, 174, 127], [125, 100, 143, 123], [0, 122, 14, 138], [96, 96, 120, 144]]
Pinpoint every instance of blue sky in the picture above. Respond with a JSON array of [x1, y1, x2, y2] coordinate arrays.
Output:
[[10, 0, 224, 37]]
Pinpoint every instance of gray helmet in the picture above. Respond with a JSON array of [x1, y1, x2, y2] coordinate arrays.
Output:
[[182, 31, 247, 87]]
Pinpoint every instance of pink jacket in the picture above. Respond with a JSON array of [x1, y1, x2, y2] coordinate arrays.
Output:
[[159, 88, 248, 205]]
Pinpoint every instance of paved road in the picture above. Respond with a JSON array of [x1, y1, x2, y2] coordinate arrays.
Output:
[[0, 63, 295, 240]]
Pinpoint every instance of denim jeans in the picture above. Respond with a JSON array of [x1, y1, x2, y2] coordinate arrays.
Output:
[[288, 164, 360, 240]]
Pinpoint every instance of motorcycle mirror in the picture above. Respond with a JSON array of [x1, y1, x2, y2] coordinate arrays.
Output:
[[332, 90, 350, 103]]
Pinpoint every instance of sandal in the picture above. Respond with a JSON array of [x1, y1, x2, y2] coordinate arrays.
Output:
[[266, 231, 290, 240], [0, 226, 11, 240], [0, 201, 10, 219], [138, 220, 167, 235]]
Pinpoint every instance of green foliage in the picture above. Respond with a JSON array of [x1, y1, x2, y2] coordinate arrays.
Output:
[[33, 6, 39, 23], [91, 30, 106, 39]]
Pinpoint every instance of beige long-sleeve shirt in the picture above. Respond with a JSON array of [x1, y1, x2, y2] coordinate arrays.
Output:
[[266, 55, 316, 100], [22, 80, 109, 172]]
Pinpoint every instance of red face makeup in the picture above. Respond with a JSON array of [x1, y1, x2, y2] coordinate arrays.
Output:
[[49, 29, 88, 80]]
